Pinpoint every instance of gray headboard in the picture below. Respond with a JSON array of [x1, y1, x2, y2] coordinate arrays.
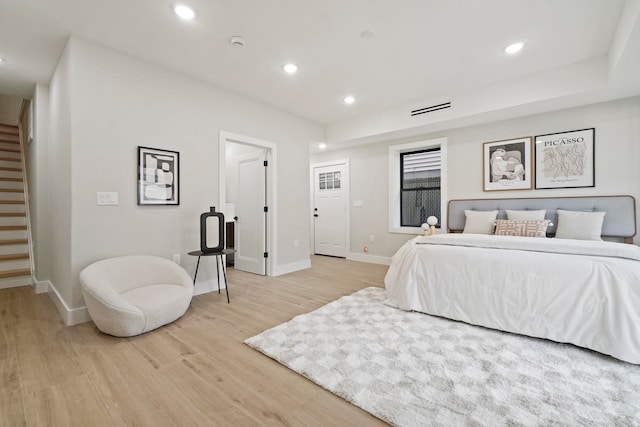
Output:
[[448, 195, 637, 242]]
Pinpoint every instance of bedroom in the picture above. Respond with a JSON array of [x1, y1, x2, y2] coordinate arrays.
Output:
[[1, 0, 640, 425]]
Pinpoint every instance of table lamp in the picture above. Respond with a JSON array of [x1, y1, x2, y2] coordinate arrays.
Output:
[[427, 216, 438, 235]]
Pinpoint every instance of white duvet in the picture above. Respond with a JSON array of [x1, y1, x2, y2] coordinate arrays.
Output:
[[384, 234, 640, 364]]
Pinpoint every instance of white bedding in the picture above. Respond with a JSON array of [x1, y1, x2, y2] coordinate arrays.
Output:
[[384, 234, 640, 364]]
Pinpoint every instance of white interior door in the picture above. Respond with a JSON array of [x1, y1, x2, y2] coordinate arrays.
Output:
[[235, 149, 267, 275], [314, 163, 347, 257]]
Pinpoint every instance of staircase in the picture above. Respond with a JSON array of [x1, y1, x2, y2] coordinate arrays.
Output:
[[0, 123, 32, 288]]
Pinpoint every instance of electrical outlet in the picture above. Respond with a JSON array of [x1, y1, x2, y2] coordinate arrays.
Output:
[[172, 254, 181, 264], [369, 235, 375, 243]]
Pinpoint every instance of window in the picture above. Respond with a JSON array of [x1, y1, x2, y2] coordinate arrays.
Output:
[[318, 171, 341, 190], [400, 149, 441, 227], [388, 137, 447, 233]]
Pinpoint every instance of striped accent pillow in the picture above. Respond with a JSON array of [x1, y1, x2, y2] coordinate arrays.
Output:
[[494, 219, 551, 238]]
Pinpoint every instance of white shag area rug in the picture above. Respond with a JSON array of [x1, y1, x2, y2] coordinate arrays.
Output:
[[245, 287, 640, 427]]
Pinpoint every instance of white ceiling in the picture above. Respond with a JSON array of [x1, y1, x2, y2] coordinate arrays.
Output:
[[0, 0, 637, 127]]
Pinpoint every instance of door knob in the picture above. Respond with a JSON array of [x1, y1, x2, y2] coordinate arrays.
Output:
[[234, 216, 238, 221], [313, 214, 319, 217]]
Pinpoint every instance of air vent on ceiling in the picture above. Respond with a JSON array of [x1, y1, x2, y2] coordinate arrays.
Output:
[[410, 102, 451, 117]]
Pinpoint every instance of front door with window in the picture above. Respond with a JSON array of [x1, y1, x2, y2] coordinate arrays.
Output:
[[313, 163, 347, 257]]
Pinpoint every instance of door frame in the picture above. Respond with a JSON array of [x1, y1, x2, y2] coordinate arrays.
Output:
[[219, 131, 276, 276], [310, 159, 350, 257]]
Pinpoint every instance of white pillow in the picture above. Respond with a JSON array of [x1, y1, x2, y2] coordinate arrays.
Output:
[[463, 210, 498, 235], [555, 210, 605, 241], [506, 209, 546, 221]]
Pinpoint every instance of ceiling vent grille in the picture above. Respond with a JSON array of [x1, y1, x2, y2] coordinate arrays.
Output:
[[411, 102, 451, 117]]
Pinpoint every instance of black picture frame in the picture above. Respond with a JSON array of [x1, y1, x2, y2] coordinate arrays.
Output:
[[137, 146, 180, 205], [534, 128, 595, 189], [482, 136, 533, 192]]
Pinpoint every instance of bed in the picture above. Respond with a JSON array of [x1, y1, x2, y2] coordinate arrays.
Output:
[[384, 195, 640, 364]]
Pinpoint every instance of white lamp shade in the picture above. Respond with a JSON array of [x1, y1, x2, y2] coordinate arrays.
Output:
[[427, 216, 438, 226], [421, 223, 429, 231]]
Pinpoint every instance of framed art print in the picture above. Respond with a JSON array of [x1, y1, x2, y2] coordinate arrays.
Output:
[[534, 128, 594, 189], [483, 136, 533, 191], [137, 146, 180, 205]]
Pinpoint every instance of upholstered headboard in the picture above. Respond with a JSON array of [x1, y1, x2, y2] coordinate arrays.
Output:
[[448, 195, 637, 242]]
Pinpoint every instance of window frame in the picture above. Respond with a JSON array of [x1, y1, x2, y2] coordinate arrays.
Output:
[[388, 137, 447, 234], [400, 148, 442, 228]]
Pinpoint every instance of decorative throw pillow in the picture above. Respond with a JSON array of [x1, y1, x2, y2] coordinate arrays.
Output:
[[494, 219, 551, 238], [555, 210, 605, 241], [506, 209, 546, 221], [463, 210, 498, 235]]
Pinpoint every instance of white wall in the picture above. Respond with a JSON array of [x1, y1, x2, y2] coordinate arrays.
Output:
[[0, 95, 22, 125], [311, 96, 640, 260], [40, 37, 323, 315], [25, 83, 51, 283], [47, 42, 73, 306]]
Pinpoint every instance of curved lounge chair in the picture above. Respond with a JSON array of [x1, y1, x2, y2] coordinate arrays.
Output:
[[79, 255, 193, 337]]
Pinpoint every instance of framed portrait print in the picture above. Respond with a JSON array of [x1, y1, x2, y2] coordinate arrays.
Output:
[[534, 128, 595, 189], [137, 146, 180, 205], [483, 136, 533, 191]]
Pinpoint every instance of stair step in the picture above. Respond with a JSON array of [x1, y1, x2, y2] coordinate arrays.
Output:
[[0, 131, 19, 139], [0, 200, 24, 205], [0, 212, 26, 217], [0, 239, 28, 245], [0, 139, 20, 145], [0, 188, 23, 193], [0, 167, 21, 172], [0, 225, 27, 231], [0, 268, 31, 279], [0, 124, 18, 133], [0, 157, 21, 163], [0, 252, 29, 261], [0, 177, 23, 182], [0, 148, 20, 154]]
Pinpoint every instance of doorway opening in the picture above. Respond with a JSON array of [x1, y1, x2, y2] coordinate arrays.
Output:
[[219, 131, 277, 276]]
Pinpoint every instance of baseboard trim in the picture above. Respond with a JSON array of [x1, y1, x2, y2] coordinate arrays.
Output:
[[46, 281, 91, 326], [347, 253, 392, 266], [271, 259, 311, 276]]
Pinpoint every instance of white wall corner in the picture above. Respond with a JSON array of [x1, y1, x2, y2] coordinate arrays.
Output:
[[347, 253, 392, 266], [272, 258, 311, 276], [47, 281, 91, 326]]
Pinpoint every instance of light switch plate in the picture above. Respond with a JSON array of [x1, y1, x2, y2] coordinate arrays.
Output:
[[97, 192, 119, 205]]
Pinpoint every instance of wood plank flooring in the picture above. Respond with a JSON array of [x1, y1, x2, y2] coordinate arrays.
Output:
[[0, 255, 390, 426]]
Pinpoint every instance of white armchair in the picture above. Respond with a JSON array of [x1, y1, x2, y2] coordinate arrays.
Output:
[[79, 255, 193, 337]]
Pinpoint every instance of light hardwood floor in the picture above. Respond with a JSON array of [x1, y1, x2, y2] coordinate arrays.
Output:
[[0, 255, 390, 426]]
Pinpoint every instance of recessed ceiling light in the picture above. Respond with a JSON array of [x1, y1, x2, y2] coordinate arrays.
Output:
[[174, 4, 196, 20], [505, 42, 524, 54], [344, 95, 355, 105], [318, 143, 327, 149], [283, 63, 298, 74]]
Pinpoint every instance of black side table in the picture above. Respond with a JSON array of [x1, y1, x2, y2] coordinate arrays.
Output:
[[188, 249, 236, 303]]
